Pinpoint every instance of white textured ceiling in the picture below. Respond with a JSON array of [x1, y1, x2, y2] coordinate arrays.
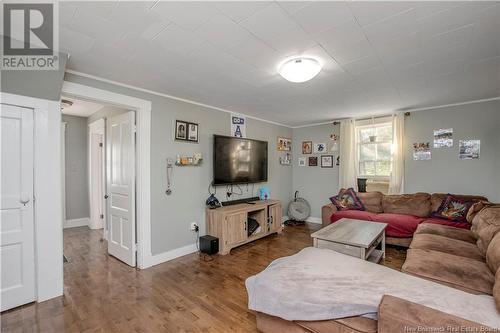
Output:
[[61, 96, 104, 117], [60, 1, 500, 127]]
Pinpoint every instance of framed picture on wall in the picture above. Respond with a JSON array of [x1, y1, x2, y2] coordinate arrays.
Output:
[[308, 156, 318, 166], [187, 123, 199, 142], [175, 120, 187, 140], [277, 137, 292, 151], [302, 141, 312, 154], [321, 155, 333, 168], [459, 140, 480, 159], [313, 142, 326, 153], [298, 157, 306, 166], [413, 142, 431, 160], [175, 120, 199, 143], [279, 153, 292, 165]]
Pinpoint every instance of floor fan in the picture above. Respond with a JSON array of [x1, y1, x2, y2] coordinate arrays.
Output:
[[285, 191, 311, 226]]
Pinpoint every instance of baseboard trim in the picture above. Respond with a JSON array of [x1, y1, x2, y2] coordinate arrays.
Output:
[[64, 217, 89, 229], [305, 217, 322, 224], [146, 243, 198, 268], [282, 216, 322, 224]]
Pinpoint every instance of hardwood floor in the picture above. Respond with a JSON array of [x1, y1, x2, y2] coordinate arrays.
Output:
[[1, 223, 406, 333]]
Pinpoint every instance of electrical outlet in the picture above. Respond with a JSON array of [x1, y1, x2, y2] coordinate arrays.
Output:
[[190, 222, 198, 231]]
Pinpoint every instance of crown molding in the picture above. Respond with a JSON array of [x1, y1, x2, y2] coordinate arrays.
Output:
[[290, 97, 500, 129], [65, 70, 499, 130], [396, 97, 500, 113], [291, 120, 339, 129]]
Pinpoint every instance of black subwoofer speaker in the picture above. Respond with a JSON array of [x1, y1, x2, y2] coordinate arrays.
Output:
[[200, 235, 219, 255]]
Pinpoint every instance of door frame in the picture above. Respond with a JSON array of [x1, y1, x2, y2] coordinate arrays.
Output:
[[88, 119, 106, 234], [61, 81, 152, 269], [61, 122, 67, 223], [1, 92, 64, 303]]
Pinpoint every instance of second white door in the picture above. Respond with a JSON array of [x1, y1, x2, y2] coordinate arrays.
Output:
[[106, 111, 136, 267], [0, 104, 35, 311]]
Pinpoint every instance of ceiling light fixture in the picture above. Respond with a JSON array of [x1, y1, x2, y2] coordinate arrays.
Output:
[[60, 99, 74, 109], [278, 57, 322, 83]]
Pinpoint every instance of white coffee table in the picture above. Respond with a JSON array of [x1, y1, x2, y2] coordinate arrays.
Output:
[[311, 218, 388, 263]]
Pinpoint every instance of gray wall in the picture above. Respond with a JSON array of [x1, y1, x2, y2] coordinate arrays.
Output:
[[292, 123, 340, 218], [65, 72, 293, 255], [63, 115, 89, 220], [404, 100, 500, 202], [291, 100, 500, 217], [0, 51, 68, 101]]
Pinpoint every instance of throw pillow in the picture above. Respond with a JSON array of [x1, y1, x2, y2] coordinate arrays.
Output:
[[466, 201, 490, 223], [330, 188, 365, 211], [431, 194, 475, 223]]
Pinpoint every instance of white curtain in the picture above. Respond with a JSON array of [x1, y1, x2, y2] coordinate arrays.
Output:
[[339, 119, 358, 190], [389, 113, 405, 194]]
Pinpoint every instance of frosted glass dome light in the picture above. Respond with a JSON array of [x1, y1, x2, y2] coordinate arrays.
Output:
[[278, 57, 322, 83]]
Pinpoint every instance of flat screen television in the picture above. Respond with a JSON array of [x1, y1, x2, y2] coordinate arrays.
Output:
[[213, 135, 268, 185]]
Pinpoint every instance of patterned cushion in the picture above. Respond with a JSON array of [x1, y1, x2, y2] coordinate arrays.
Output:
[[431, 194, 475, 223], [329, 188, 365, 211], [431, 193, 488, 212]]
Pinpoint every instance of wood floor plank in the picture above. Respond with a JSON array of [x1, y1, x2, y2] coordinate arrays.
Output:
[[1, 223, 406, 332]]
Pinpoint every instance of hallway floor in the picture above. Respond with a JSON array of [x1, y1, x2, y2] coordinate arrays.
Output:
[[1, 224, 406, 332]]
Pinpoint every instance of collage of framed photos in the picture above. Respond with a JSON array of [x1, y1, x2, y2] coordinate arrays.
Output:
[[413, 128, 481, 161], [276, 137, 336, 168], [277, 137, 292, 165], [175, 120, 199, 143], [299, 140, 336, 168]]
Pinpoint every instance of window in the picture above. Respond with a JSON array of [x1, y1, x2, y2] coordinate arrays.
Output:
[[357, 122, 393, 179]]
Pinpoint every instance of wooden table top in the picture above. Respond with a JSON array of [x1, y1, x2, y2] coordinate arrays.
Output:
[[206, 199, 280, 213], [311, 218, 387, 248]]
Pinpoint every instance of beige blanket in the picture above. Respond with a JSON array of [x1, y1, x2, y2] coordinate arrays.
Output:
[[246, 247, 500, 328]]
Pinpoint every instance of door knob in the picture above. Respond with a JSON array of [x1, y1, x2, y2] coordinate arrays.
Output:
[[104, 195, 109, 199], [20, 193, 30, 206]]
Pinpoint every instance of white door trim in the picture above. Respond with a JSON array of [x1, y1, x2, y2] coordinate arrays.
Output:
[[88, 119, 106, 233], [61, 81, 152, 269], [61, 122, 67, 222], [1, 92, 64, 303]]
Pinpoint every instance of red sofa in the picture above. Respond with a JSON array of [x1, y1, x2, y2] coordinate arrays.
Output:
[[322, 192, 487, 247]]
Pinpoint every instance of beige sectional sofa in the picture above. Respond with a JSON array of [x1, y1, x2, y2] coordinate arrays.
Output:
[[322, 192, 487, 247], [255, 202, 500, 333], [256, 295, 489, 333], [403, 203, 500, 296]]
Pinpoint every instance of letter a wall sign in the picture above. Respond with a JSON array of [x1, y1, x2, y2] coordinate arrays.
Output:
[[231, 114, 246, 138]]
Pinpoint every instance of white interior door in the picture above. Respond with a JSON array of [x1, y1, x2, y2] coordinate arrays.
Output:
[[106, 112, 136, 267], [0, 104, 35, 311]]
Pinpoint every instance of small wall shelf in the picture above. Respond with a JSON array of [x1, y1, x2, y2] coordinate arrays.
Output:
[[175, 160, 202, 166], [175, 154, 202, 166]]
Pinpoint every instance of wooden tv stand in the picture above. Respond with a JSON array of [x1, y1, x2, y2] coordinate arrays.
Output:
[[206, 200, 282, 255]]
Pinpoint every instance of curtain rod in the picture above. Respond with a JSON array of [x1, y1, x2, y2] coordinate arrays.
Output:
[[332, 112, 410, 125]]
